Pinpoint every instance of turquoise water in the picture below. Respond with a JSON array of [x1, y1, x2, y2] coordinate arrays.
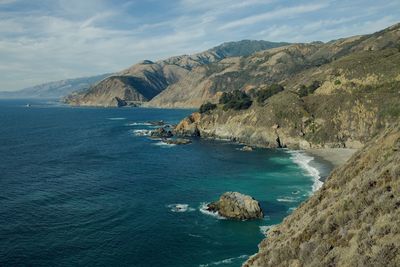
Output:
[[0, 99, 330, 267]]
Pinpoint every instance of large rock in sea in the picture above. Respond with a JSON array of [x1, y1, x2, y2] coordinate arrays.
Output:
[[150, 127, 173, 138], [207, 192, 263, 220]]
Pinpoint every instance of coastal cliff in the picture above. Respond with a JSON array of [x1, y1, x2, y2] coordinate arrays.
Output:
[[174, 82, 398, 149], [243, 124, 400, 267], [174, 23, 400, 148]]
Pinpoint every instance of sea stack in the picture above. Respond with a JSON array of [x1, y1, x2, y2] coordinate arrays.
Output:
[[207, 192, 263, 220]]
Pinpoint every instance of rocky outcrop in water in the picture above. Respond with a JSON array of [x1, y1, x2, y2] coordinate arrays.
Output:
[[150, 127, 173, 138], [163, 138, 192, 145], [207, 192, 263, 220]]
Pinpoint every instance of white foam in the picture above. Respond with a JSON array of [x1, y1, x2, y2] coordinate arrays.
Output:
[[287, 207, 297, 213], [125, 122, 152, 126], [259, 224, 277, 235], [277, 196, 298, 203], [199, 255, 248, 266], [287, 150, 323, 192], [153, 141, 176, 147], [199, 203, 225, 219], [107, 117, 126, 120], [167, 204, 195, 213], [132, 129, 152, 136], [188, 233, 202, 238]]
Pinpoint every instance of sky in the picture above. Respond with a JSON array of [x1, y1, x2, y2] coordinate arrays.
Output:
[[0, 0, 399, 91]]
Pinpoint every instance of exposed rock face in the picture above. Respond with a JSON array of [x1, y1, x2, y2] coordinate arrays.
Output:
[[174, 112, 202, 137], [207, 192, 263, 220], [243, 124, 400, 267]]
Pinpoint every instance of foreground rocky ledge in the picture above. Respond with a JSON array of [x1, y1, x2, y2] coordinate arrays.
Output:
[[207, 192, 263, 220], [243, 125, 400, 266]]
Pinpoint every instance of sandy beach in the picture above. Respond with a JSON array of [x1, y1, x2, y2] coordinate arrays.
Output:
[[306, 148, 358, 168]]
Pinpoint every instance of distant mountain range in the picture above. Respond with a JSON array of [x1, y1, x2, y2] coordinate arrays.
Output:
[[0, 73, 111, 99], [63, 40, 289, 107]]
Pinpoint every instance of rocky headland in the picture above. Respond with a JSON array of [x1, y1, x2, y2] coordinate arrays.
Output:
[[243, 124, 400, 267]]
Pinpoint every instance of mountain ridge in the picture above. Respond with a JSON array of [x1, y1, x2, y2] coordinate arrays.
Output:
[[63, 40, 289, 107], [0, 73, 111, 99]]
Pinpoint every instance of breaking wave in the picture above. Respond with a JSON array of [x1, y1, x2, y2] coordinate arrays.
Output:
[[199, 254, 248, 266], [167, 204, 195, 213], [287, 150, 323, 192], [199, 203, 225, 219]]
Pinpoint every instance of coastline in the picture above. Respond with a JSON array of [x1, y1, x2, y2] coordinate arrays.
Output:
[[305, 148, 357, 168], [286, 148, 357, 192]]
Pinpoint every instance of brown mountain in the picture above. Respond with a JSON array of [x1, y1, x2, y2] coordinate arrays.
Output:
[[64, 40, 288, 107], [149, 23, 400, 108]]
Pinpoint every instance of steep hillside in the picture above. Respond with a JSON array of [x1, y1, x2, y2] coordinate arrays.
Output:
[[174, 23, 400, 149], [243, 124, 400, 267], [149, 23, 400, 108], [65, 40, 288, 107], [0, 73, 110, 99]]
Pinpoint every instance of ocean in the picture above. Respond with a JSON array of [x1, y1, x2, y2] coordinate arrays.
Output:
[[0, 99, 332, 267]]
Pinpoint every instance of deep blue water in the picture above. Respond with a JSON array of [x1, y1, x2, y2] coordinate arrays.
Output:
[[0, 99, 330, 267]]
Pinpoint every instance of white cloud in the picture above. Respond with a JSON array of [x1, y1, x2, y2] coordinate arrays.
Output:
[[219, 3, 328, 30], [0, 0, 400, 90], [0, 0, 18, 4]]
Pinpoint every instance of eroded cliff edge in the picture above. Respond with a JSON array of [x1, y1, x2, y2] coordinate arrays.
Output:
[[242, 124, 400, 267]]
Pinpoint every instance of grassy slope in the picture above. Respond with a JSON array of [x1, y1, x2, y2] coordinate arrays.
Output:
[[243, 124, 400, 267]]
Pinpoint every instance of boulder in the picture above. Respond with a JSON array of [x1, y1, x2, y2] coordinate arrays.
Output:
[[240, 145, 253, 151], [207, 192, 263, 220], [151, 127, 173, 138], [163, 138, 192, 145], [147, 120, 165, 126]]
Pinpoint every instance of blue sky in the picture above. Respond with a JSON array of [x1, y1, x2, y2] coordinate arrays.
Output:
[[1, 0, 399, 91]]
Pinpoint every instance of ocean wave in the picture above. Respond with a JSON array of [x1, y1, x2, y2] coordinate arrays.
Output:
[[153, 141, 176, 147], [188, 233, 202, 238], [167, 204, 195, 213], [287, 207, 296, 213], [259, 224, 277, 235], [132, 129, 152, 136], [277, 196, 298, 203], [125, 122, 152, 126], [199, 254, 248, 267], [199, 203, 225, 219], [107, 117, 126, 120], [287, 150, 323, 192]]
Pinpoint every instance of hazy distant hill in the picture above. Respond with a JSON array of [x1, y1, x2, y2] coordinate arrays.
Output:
[[0, 73, 111, 99], [64, 40, 289, 107]]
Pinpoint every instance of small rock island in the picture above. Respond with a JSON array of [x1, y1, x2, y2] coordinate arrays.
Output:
[[207, 192, 263, 220]]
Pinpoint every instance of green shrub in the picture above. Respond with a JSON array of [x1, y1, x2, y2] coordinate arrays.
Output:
[[219, 90, 252, 110], [334, 80, 341, 85], [256, 84, 284, 103], [199, 102, 217, 113], [299, 80, 322, 97]]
